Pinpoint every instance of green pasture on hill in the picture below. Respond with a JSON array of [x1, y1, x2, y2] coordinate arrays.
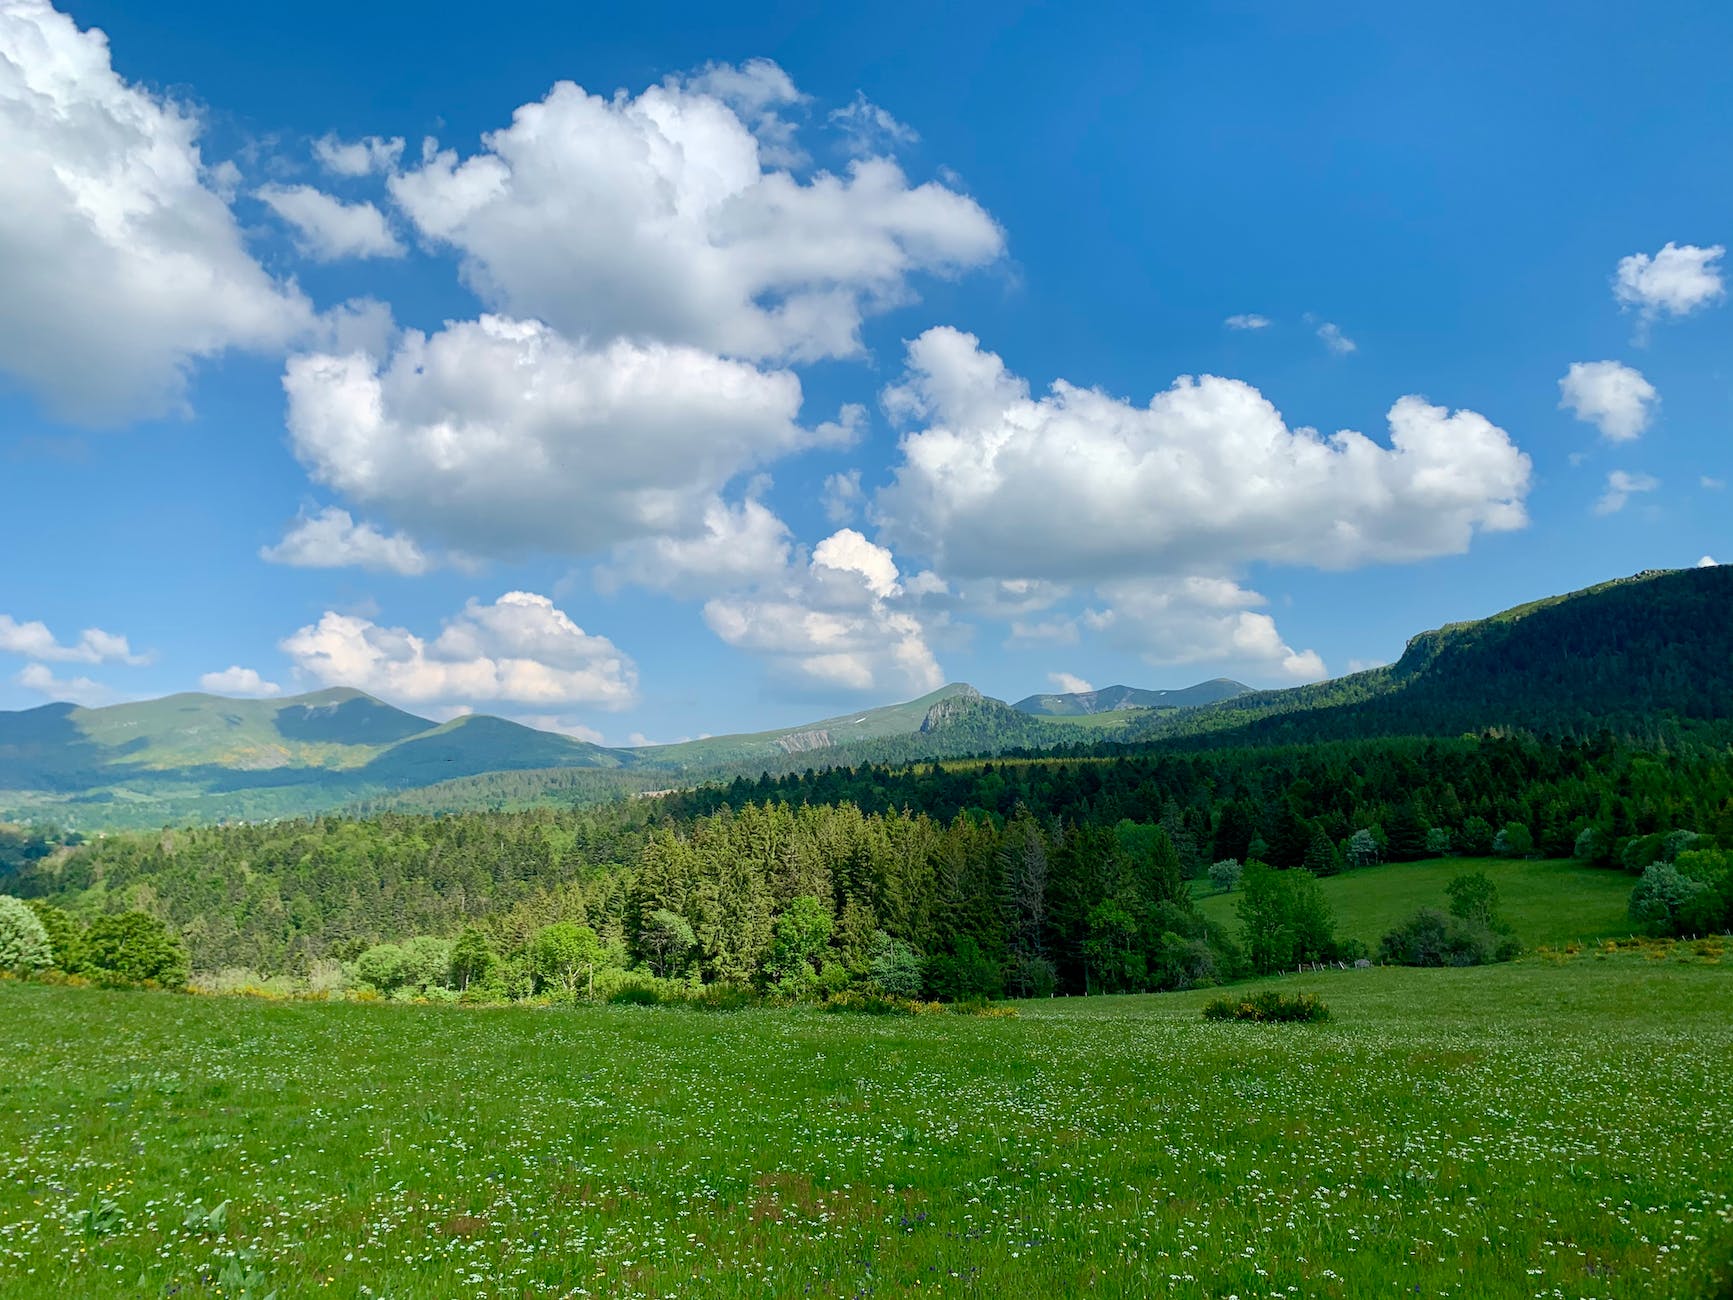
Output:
[[4, 953, 1732, 1298], [1195, 856, 1638, 952]]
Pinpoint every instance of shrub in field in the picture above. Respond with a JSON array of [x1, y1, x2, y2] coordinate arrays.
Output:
[[82, 911, 188, 988], [1378, 906, 1520, 967], [1335, 937, 1371, 965], [1662, 829, 1704, 860], [610, 984, 663, 1007], [352, 935, 452, 996], [1208, 858, 1243, 893], [353, 943, 412, 995], [1202, 990, 1330, 1023], [1621, 833, 1668, 875], [1630, 851, 1732, 936], [0, 894, 53, 975]]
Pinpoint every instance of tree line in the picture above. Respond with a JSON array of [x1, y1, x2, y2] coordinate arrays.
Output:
[[3, 730, 1729, 995]]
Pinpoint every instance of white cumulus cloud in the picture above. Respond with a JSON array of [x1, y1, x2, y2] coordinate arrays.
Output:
[[685, 58, 806, 167], [829, 92, 918, 155], [599, 496, 793, 597], [1224, 313, 1270, 330], [1594, 470, 1660, 516], [1558, 361, 1657, 442], [283, 315, 832, 559], [281, 592, 638, 711], [260, 507, 433, 576], [0, 0, 312, 422], [869, 328, 1527, 682], [0, 614, 145, 664], [875, 327, 1532, 581], [1084, 577, 1326, 683], [15, 662, 110, 706], [199, 666, 281, 697], [700, 526, 943, 696], [312, 132, 405, 176], [812, 528, 901, 598], [256, 184, 404, 261], [822, 469, 865, 523], [1315, 321, 1356, 354], [1699, 555, 1719, 568], [1614, 241, 1725, 322], [386, 64, 1003, 363]]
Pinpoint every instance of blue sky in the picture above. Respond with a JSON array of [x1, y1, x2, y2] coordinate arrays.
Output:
[[1, 0, 1728, 744]]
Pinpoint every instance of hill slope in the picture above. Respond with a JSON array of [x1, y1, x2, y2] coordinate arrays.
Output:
[[1127, 566, 1733, 746], [1014, 679, 1251, 716], [1193, 857, 1636, 952], [629, 684, 1096, 774], [636, 683, 987, 769], [0, 689, 632, 827]]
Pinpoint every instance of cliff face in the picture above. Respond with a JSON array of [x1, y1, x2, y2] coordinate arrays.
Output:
[[775, 729, 835, 754], [919, 686, 986, 733]]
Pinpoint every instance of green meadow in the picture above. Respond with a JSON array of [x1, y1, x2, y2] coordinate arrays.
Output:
[[1195, 857, 1638, 953], [4, 951, 1731, 1299]]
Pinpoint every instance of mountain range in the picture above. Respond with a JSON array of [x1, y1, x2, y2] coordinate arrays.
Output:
[[0, 674, 1236, 828], [2, 565, 1728, 828]]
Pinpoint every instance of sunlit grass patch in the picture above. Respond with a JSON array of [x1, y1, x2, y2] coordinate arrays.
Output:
[[1, 955, 1730, 1298]]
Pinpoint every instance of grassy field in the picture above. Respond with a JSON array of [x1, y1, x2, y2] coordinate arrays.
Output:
[[4, 953, 1732, 1299], [1195, 856, 1637, 951]]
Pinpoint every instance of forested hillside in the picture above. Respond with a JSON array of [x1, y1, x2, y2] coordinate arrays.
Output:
[[9, 727, 1729, 991], [1014, 679, 1250, 715], [1128, 566, 1733, 746]]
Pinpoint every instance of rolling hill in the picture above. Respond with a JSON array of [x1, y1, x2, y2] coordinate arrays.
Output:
[[1013, 679, 1251, 716], [632, 683, 992, 770], [0, 688, 634, 827], [1124, 566, 1733, 747]]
